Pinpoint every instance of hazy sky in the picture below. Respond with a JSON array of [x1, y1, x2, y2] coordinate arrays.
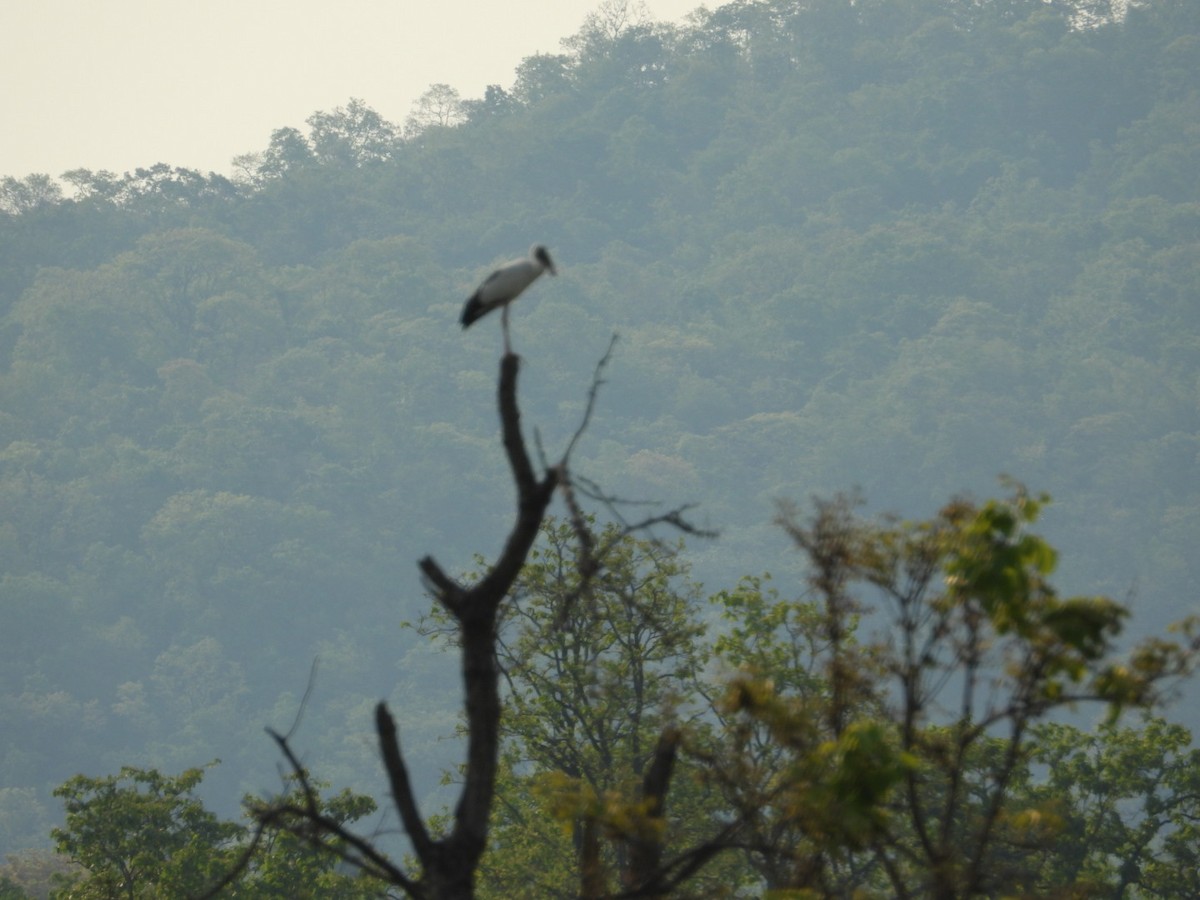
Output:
[[1, 0, 702, 181]]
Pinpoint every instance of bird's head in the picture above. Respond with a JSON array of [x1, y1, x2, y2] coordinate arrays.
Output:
[[532, 244, 556, 276]]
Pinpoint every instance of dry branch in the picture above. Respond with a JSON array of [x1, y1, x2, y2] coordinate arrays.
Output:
[[238, 344, 709, 899]]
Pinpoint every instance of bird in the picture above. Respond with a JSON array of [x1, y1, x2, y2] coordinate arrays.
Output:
[[461, 244, 556, 352]]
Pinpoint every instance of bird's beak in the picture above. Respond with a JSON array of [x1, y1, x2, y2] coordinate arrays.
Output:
[[548, 263, 557, 276]]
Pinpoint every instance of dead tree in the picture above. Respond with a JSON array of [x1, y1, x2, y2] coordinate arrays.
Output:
[[218, 344, 708, 900], [393, 351, 557, 898]]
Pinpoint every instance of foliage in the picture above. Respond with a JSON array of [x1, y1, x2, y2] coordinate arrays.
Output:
[[50, 764, 242, 899], [49, 763, 380, 899], [699, 571, 889, 891], [414, 496, 1200, 898], [494, 520, 706, 788], [0, 0, 1197, 884], [700, 488, 1199, 897], [462, 519, 721, 897], [237, 778, 382, 898], [1012, 716, 1200, 897], [0, 176, 62, 216]]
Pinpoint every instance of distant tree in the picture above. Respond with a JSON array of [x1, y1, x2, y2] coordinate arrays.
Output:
[[0, 175, 62, 216], [404, 84, 467, 136], [306, 99, 397, 166], [6, 228, 263, 383], [257, 126, 317, 178], [562, 0, 653, 59], [1012, 715, 1200, 896], [511, 53, 576, 105], [461, 85, 516, 122], [0, 849, 70, 900], [59, 168, 121, 202], [229, 151, 266, 187]]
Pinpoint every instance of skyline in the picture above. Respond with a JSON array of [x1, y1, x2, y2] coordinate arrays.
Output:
[[1, 0, 700, 182]]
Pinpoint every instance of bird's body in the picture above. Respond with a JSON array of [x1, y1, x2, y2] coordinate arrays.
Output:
[[461, 244, 556, 330]]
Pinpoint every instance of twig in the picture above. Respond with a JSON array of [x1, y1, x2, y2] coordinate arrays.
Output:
[[563, 333, 619, 464], [283, 658, 320, 742]]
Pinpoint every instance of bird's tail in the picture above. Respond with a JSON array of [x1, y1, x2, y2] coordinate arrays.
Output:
[[461, 294, 484, 328]]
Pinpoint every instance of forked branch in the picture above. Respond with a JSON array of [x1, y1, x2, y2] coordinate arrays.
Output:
[[236, 343, 706, 899]]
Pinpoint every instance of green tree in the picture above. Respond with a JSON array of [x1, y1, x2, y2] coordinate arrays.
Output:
[[258, 127, 317, 179], [699, 572, 884, 893], [1013, 716, 1200, 897], [51, 763, 380, 899], [511, 54, 576, 105], [306, 99, 397, 167], [449, 519, 716, 897], [51, 764, 242, 899], [704, 488, 1199, 898], [0, 175, 62, 216], [237, 778, 382, 898]]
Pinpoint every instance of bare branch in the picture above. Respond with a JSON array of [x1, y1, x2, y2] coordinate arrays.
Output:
[[283, 658, 320, 742], [499, 351, 540, 493], [563, 333, 619, 463], [240, 337, 710, 898], [471, 353, 560, 606], [230, 727, 415, 895], [557, 464, 598, 580], [376, 702, 434, 862], [573, 474, 718, 540], [418, 555, 464, 612], [551, 481, 713, 627]]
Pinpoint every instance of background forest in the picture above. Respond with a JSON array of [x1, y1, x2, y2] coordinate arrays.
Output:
[[1, 0, 1198, 893]]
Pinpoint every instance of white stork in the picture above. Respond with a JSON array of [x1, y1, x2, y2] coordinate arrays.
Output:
[[461, 244, 556, 352]]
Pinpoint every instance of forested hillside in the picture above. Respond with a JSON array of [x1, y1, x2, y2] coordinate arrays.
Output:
[[1, 0, 1197, 875]]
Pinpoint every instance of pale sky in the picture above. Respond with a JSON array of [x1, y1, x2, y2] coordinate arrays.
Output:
[[1, 0, 702, 181]]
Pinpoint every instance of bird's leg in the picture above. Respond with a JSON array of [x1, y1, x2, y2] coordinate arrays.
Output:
[[502, 304, 512, 356]]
